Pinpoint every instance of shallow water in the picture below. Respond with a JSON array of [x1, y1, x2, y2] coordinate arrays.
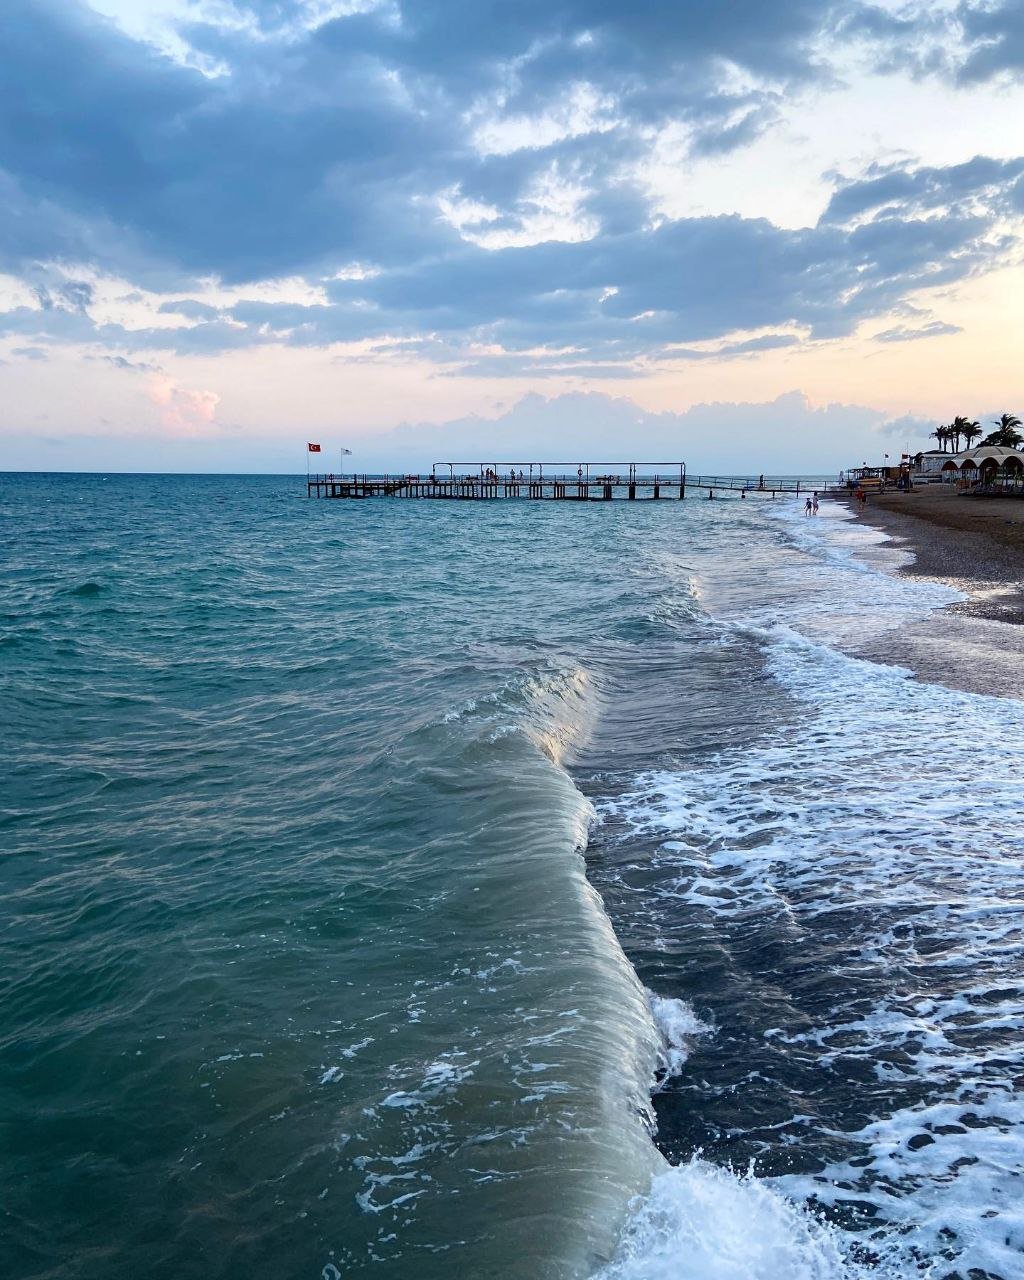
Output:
[[584, 503, 1024, 1279], [2, 476, 1022, 1278]]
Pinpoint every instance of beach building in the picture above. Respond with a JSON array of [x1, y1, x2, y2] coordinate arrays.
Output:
[[840, 462, 908, 492], [938, 446, 1024, 489], [911, 449, 952, 479]]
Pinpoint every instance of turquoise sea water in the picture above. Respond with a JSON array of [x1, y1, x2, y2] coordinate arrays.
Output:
[[4, 474, 1024, 1280]]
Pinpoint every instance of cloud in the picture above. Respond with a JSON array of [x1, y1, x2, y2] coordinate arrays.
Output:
[[220, 181, 1017, 359], [353, 389, 900, 473], [1, 148, 1018, 374], [0, 0, 458, 282], [0, 0, 1023, 384], [146, 372, 221, 434], [93, 354, 163, 372], [874, 412, 940, 440], [157, 299, 222, 321], [0, 0, 910, 285], [873, 320, 963, 343], [821, 155, 1024, 226], [701, 333, 802, 357], [958, 0, 1024, 82], [0, 384, 978, 474], [836, 3, 1024, 83]]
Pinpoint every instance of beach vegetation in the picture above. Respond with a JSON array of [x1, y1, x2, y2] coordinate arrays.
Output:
[[981, 413, 1023, 449], [930, 425, 952, 452], [949, 417, 966, 451]]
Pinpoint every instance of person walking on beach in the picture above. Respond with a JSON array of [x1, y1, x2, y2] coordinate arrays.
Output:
[[812, 493, 820, 515], [805, 496, 813, 515]]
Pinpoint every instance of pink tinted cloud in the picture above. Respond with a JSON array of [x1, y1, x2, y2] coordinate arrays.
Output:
[[147, 373, 221, 435]]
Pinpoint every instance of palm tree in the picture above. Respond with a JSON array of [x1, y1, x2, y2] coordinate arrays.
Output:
[[962, 420, 982, 450], [950, 416, 972, 452], [930, 425, 949, 452], [981, 413, 1023, 449]]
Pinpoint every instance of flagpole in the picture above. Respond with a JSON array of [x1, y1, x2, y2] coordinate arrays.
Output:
[[306, 441, 322, 490]]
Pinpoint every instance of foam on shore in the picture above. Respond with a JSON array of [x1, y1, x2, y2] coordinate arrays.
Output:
[[587, 497, 1024, 1278], [595, 1160, 865, 1280]]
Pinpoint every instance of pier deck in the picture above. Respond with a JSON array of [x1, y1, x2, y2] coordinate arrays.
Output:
[[307, 463, 818, 501]]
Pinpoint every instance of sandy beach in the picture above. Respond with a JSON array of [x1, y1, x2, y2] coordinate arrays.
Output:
[[828, 484, 1024, 700], [835, 484, 1024, 621]]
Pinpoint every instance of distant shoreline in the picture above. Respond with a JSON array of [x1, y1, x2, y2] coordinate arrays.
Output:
[[834, 485, 1024, 626]]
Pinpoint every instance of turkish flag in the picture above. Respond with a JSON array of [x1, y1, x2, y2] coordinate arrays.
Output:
[[308, 443, 321, 452]]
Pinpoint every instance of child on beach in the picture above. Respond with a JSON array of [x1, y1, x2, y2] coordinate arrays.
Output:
[[805, 497, 813, 515]]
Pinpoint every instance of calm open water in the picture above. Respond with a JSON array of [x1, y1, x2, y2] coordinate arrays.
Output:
[[3, 474, 1024, 1280]]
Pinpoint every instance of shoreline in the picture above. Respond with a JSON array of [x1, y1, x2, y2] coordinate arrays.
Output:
[[829, 485, 1024, 700], [833, 484, 1024, 623]]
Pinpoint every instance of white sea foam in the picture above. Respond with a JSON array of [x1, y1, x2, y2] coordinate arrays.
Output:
[[647, 990, 713, 1085], [592, 499, 1024, 1277], [740, 498, 962, 649], [341, 1036, 374, 1059], [594, 1160, 864, 1280], [779, 1086, 1024, 1278], [379, 1056, 477, 1111]]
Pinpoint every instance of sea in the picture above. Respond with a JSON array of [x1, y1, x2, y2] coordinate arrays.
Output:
[[4, 472, 1024, 1280]]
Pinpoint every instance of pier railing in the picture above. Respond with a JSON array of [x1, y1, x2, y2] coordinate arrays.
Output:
[[306, 469, 834, 500], [686, 475, 826, 493], [307, 467, 689, 501]]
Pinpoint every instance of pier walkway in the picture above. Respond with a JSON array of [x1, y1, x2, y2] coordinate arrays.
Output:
[[308, 463, 820, 501]]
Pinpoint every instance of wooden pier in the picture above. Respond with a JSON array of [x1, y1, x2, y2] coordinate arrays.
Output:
[[307, 463, 820, 501]]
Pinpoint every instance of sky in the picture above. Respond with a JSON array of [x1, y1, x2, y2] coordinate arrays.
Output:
[[2, 0, 1024, 473]]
